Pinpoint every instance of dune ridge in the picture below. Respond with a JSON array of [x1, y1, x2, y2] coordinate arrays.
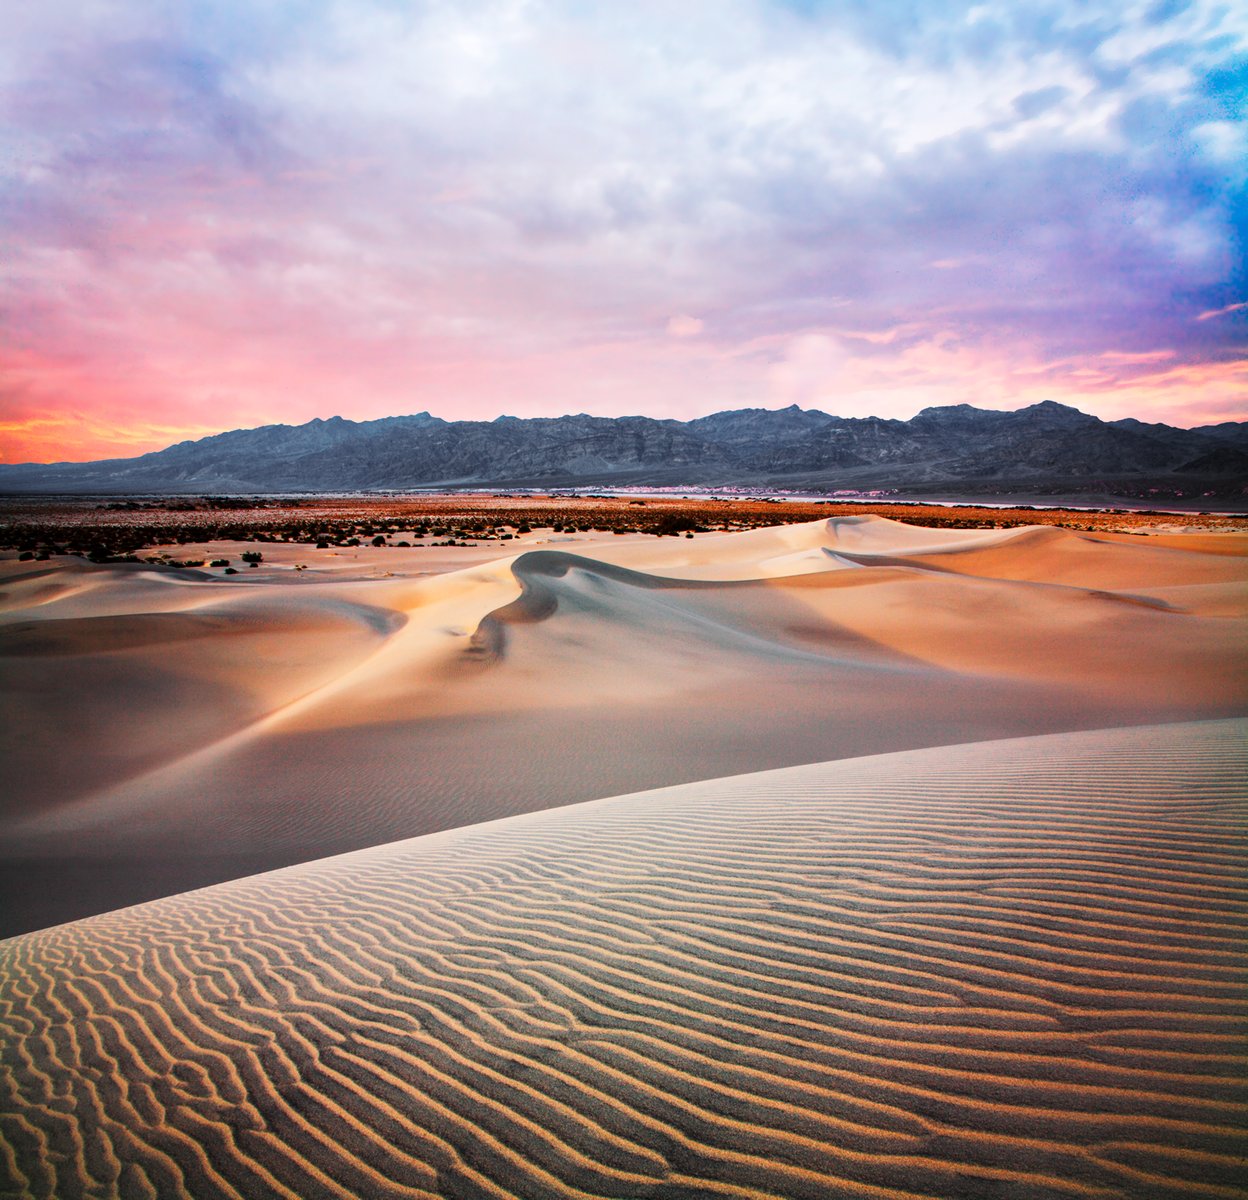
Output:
[[466, 550, 750, 663], [1, 719, 1246, 1200]]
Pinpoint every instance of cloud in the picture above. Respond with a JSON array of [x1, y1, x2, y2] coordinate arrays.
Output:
[[766, 334, 847, 408], [1196, 300, 1248, 321], [2, 0, 1246, 460], [666, 315, 705, 338], [1013, 85, 1071, 119]]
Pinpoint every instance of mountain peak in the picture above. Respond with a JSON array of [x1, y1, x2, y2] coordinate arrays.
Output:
[[1020, 400, 1093, 420], [913, 403, 988, 420]]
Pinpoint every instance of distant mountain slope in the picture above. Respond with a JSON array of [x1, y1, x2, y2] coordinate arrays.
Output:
[[2, 401, 1245, 497]]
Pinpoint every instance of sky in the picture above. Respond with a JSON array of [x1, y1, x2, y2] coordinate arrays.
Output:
[[1, 0, 1246, 463]]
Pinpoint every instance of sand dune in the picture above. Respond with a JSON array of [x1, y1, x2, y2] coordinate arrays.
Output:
[[0, 582, 400, 821], [1, 720, 1244, 1199], [0, 515, 1244, 935]]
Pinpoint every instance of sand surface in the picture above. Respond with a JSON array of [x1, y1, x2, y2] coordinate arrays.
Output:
[[1, 719, 1244, 1199], [1, 514, 1245, 935]]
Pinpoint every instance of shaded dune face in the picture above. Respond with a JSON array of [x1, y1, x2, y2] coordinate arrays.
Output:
[[0, 597, 402, 820], [1, 721, 1246, 1200]]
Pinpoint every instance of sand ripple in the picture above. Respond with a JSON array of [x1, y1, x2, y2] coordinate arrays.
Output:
[[2, 719, 1245, 1199]]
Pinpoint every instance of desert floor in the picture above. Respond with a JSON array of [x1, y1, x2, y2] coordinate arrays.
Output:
[[2, 512, 1244, 936], [0, 513, 1245, 1199]]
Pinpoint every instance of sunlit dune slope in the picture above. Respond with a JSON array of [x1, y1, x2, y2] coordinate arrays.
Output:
[[1, 720, 1245, 1200]]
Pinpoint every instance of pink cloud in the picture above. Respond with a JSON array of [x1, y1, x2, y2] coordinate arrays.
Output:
[[666, 314, 705, 338], [1196, 300, 1248, 322]]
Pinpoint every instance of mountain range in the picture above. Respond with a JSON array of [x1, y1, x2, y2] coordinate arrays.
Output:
[[2, 402, 1246, 500]]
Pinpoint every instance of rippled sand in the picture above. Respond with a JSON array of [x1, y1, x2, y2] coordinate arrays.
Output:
[[2, 720, 1245, 1199]]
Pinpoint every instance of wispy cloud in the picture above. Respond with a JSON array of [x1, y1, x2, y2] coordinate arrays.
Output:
[[2, 0, 1246, 460], [1196, 300, 1248, 322]]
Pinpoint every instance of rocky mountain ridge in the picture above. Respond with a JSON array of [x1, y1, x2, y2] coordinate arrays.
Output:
[[2, 401, 1244, 499]]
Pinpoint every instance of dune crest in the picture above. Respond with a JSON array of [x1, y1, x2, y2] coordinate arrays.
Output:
[[2, 720, 1244, 1200], [466, 549, 750, 662]]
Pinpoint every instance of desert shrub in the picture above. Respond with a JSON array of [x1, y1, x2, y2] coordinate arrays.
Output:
[[372, 535, 386, 546], [241, 551, 263, 563], [652, 513, 697, 536], [316, 540, 329, 548], [224, 567, 238, 574], [210, 558, 230, 567]]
